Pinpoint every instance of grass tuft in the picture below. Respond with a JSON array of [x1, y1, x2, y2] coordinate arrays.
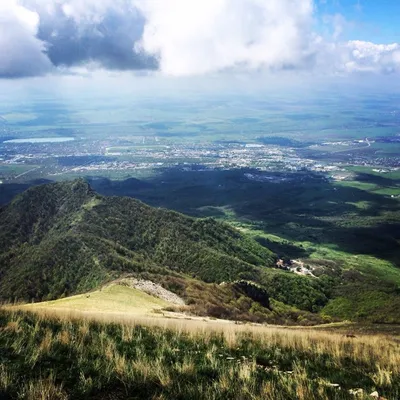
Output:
[[0, 308, 399, 399]]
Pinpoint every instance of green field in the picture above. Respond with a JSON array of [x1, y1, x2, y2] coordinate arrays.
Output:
[[335, 180, 400, 196]]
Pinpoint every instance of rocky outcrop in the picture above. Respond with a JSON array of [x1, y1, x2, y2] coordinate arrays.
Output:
[[117, 278, 185, 306], [232, 280, 270, 309]]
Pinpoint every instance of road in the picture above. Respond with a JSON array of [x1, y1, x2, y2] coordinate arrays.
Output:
[[14, 166, 40, 179]]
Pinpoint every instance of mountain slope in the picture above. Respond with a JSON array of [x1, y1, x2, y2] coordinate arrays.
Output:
[[0, 179, 275, 302], [22, 284, 170, 315]]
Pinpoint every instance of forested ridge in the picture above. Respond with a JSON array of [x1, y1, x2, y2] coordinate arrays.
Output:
[[0, 179, 275, 302]]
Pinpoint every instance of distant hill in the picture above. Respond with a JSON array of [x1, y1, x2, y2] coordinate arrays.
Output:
[[0, 179, 275, 302]]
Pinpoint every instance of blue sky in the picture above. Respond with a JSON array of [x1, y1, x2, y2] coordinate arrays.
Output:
[[317, 0, 400, 43]]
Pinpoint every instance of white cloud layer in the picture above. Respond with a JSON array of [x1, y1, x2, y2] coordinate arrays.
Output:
[[344, 41, 400, 73], [135, 0, 314, 75], [0, 0, 399, 78]]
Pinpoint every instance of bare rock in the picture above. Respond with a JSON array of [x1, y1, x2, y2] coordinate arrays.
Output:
[[116, 278, 186, 305]]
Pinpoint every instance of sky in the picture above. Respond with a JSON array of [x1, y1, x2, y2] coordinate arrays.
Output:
[[0, 0, 399, 84], [317, 0, 400, 43]]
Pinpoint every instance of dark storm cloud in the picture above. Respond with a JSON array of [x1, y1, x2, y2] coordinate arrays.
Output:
[[36, 3, 158, 71], [0, 0, 157, 78]]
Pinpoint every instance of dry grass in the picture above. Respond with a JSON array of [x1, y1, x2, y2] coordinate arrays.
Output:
[[11, 304, 400, 369], [1, 303, 399, 399], [19, 284, 169, 315], [7, 303, 400, 376], [18, 376, 68, 400]]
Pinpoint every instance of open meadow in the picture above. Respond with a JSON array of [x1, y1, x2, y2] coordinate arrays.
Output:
[[1, 294, 399, 400], [19, 285, 169, 316]]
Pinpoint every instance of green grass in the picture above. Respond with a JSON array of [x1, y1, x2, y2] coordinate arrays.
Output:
[[334, 180, 379, 192], [334, 175, 400, 197], [322, 291, 400, 323], [344, 166, 400, 180], [1, 309, 399, 400]]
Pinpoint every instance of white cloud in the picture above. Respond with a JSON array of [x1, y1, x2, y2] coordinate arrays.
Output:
[[345, 41, 400, 73], [318, 40, 400, 74], [136, 0, 315, 76]]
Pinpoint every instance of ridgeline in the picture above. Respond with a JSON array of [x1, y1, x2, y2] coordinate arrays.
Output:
[[0, 179, 275, 302]]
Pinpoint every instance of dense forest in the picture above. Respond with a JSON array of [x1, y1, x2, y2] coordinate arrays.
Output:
[[0, 180, 274, 301]]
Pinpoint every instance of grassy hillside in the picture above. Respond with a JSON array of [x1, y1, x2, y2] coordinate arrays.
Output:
[[0, 309, 399, 400], [21, 284, 169, 315], [10, 274, 326, 326], [0, 180, 274, 303]]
